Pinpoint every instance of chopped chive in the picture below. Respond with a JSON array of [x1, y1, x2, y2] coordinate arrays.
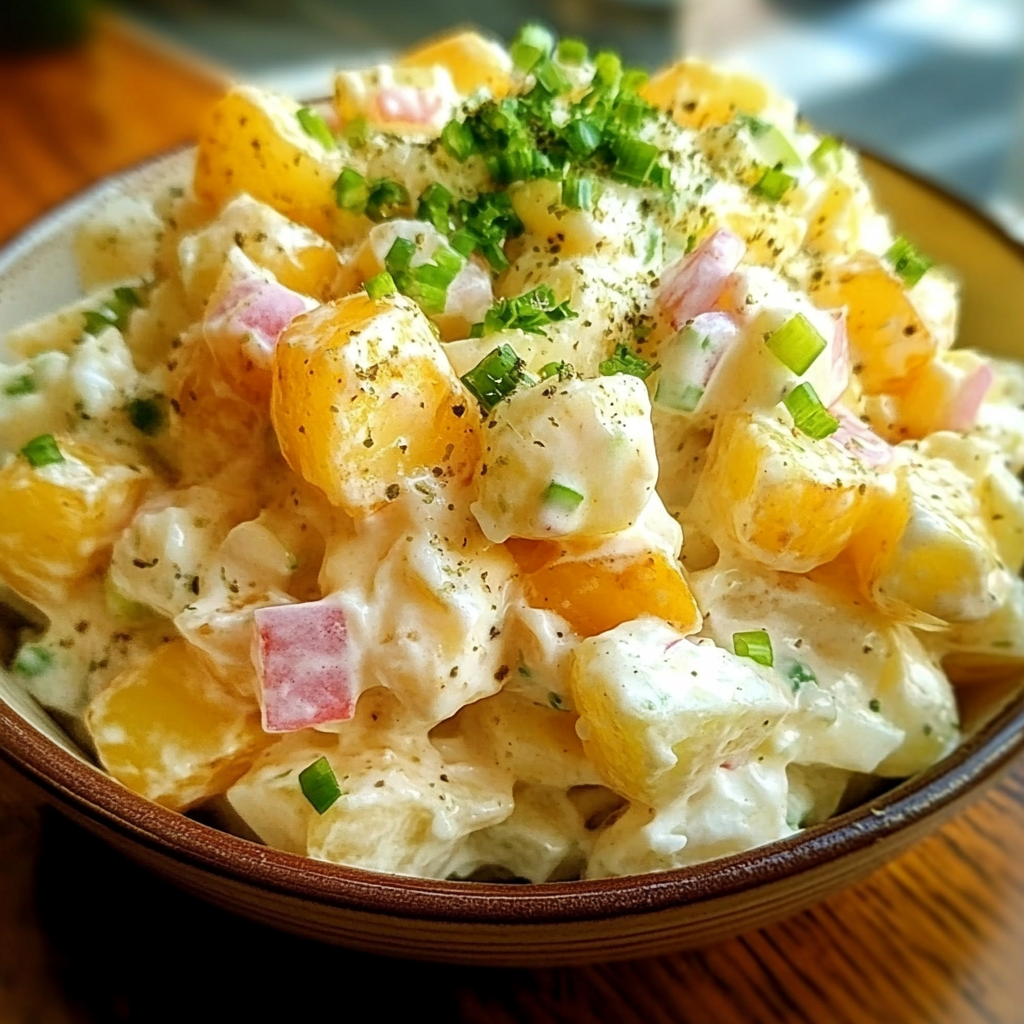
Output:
[[534, 58, 572, 96], [562, 174, 594, 211], [784, 382, 840, 440], [611, 138, 660, 186], [365, 179, 410, 222], [365, 271, 397, 299], [461, 344, 533, 411], [885, 236, 934, 287], [82, 287, 141, 337], [542, 480, 584, 513], [752, 165, 796, 202], [384, 237, 417, 275], [620, 68, 649, 94], [416, 182, 453, 233], [564, 116, 603, 157], [334, 167, 369, 212], [479, 285, 577, 337], [125, 397, 164, 436], [4, 374, 35, 397], [510, 23, 554, 73], [441, 119, 477, 161], [538, 360, 570, 380], [343, 116, 369, 148], [20, 433, 63, 468], [787, 662, 817, 692], [810, 136, 841, 175], [655, 381, 704, 412], [13, 645, 53, 677], [299, 757, 343, 814], [734, 629, 773, 667], [869, 698, 882, 713], [599, 344, 654, 380], [765, 313, 827, 375], [591, 50, 622, 95], [557, 38, 588, 65], [296, 106, 336, 149]]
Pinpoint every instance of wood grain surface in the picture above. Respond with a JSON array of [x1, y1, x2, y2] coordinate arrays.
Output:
[[2, 16, 1024, 1023]]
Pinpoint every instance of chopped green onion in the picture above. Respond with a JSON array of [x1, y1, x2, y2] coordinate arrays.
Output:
[[740, 116, 802, 173], [296, 106, 336, 149], [765, 313, 827, 375], [564, 116, 604, 157], [82, 287, 142, 336], [787, 662, 817, 692], [869, 698, 882, 713], [590, 51, 622, 96], [416, 182, 453, 233], [20, 433, 63, 468], [441, 119, 477, 161], [542, 480, 585, 513], [384, 237, 417, 275], [734, 630, 773, 667], [784, 382, 840, 440], [810, 136, 841, 176], [655, 381, 704, 412], [343, 116, 369, 148], [534, 58, 572, 96], [557, 38, 588, 65], [562, 174, 594, 211], [599, 344, 654, 380], [4, 374, 35, 397], [365, 179, 410, 222], [752, 165, 796, 202], [510, 23, 554, 73], [479, 285, 577, 336], [620, 68, 649, 93], [384, 237, 464, 315], [334, 167, 369, 212], [538, 360, 572, 381], [614, 92, 651, 131], [125, 397, 164, 436], [885, 236, 934, 287], [611, 138, 660, 186], [13, 645, 53, 677], [299, 757, 343, 815], [461, 344, 533, 411], [365, 271, 397, 299]]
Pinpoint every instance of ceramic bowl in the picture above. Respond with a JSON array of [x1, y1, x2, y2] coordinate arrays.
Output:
[[1, 150, 1023, 967]]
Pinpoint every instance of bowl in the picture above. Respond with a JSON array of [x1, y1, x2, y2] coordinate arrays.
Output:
[[1, 149, 1023, 967]]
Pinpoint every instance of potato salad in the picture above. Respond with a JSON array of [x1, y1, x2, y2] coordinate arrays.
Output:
[[3, 25, 1024, 881]]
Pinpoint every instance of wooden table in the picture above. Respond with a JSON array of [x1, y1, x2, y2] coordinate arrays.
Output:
[[3, 17, 1024, 1024]]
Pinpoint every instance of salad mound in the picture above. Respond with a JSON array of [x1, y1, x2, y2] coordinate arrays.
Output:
[[2, 25, 1023, 881]]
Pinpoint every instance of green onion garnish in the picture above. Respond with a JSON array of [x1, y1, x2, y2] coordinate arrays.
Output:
[[562, 174, 593, 211], [365, 271, 397, 299], [296, 106, 336, 149], [452, 191, 524, 272], [4, 374, 35, 397], [542, 480, 584, 513], [299, 757, 343, 815], [477, 285, 577, 337], [343, 116, 369, 148], [416, 182, 454, 234], [557, 38, 588, 65], [534, 58, 572, 96], [510, 22, 554, 73], [655, 381, 704, 412], [885, 236, 934, 287], [20, 433, 63, 468], [384, 237, 463, 315], [752, 165, 796, 203], [869, 698, 882, 713], [365, 179, 410, 222], [734, 630, 773, 667], [125, 397, 164, 436], [538, 360, 571, 381], [591, 50, 622, 95], [765, 313, 827, 375], [599, 344, 654, 380], [461, 344, 533, 411], [334, 167, 370, 212], [564, 116, 603, 157], [83, 287, 142, 336], [610, 138, 660, 186], [810, 136, 841, 176], [784, 382, 840, 440], [384, 236, 417, 275], [441, 119, 477, 161], [13, 645, 53, 677], [787, 662, 817, 692]]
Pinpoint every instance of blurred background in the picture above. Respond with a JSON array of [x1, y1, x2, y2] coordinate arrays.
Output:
[[2, 0, 1024, 229]]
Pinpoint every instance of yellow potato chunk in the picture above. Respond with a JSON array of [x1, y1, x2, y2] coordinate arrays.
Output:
[[194, 86, 351, 240], [272, 293, 479, 515], [399, 30, 512, 97], [520, 545, 701, 639], [85, 640, 266, 811], [693, 411, 896, 573], [641, 59, 783, 129], [811, 252, 935, 393], [0, 436, 150, 607]]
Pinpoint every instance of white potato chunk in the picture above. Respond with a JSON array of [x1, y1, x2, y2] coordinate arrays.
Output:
[[75, 196, 163, 290]]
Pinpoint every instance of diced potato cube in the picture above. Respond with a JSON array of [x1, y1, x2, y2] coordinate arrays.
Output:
[[472, 375, 658, 543], [937, 575, 1024, 683], [850, 454, 1011, 625], [178, 193, 340, 309], [692, 410, 896, 573], [272, 293, 479, 515], [509, 178, 611, 259], [398, 29, 512, 98], [0, 436, 151, 607], [810, 252, 936, 393], [194, 86, 349, 240], [572, 618, 793, 805], [85, 640, 267, 811]]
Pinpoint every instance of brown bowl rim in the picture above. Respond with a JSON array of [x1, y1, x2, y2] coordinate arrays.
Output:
[[1, 146, 1024, 927]]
